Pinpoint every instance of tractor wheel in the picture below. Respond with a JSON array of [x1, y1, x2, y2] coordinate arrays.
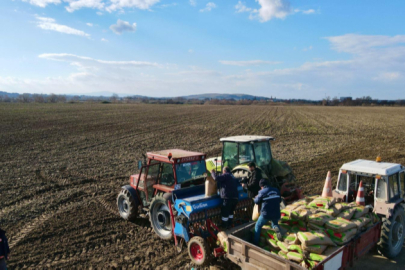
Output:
[[149, 194, 173, 240], [378, 206, 405, 258], [188, 236, 211, 266], [117, 189, 138, 221]]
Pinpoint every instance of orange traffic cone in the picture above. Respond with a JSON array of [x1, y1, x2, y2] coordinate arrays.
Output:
[[322, 171, 332, 198], [356, 181, 365, 206]]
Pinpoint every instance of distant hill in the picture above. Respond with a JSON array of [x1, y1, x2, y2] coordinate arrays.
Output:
[[179, 93, 270, 100]]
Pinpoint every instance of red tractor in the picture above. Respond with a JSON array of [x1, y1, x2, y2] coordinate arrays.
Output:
[[117, 149, 207, 239]]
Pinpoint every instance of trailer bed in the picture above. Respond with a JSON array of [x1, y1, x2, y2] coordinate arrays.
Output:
[[226, 221, 381, 270]]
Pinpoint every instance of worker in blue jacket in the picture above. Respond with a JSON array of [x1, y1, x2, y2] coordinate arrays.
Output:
[[253, 179, 282, 246], [0, 227, 10, 270], [211, 166, 239, 229]]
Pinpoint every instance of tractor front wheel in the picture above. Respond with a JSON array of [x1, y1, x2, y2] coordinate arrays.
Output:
[[378, 206, 405, 258], [117, 189, 138, 221], [149, 194, 173, 240], [188, 236, 211, 266]]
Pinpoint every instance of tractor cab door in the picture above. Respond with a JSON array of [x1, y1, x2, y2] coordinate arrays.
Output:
[[137, 163, 160, 206]]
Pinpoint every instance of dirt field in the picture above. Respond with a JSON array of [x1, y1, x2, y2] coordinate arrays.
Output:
[[1, 103, 405, 269]]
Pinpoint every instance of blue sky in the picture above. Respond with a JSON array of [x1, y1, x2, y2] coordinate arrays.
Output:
[[1, 0, 405, 99]]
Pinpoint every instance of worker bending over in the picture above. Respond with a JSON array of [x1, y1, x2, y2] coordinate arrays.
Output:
[[211, 167, 239, 229], [253, 179, 282, 246]]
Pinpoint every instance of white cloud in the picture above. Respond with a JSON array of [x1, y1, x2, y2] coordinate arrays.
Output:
[[101, 38, 108, 42], [35, 16, 90, 37], [96, 11, 103, 15], [3, 34, 405, 99], [302, 45, 313, 51], [110, 19, 137, 34], [86, 23, 93, 27], [158, 2, 177, 8], [302, 9, 315, 14], [252, 0, 291, 22], [22, 0, 61, 8], [38, 53, 160, 67], [219, 60, 280, 66], [64, 0, 104, 12], [200, 2, 216, 12], [189, 0, 196, 6], [106, 0, 160, 12], [235, 1, 251, 13]]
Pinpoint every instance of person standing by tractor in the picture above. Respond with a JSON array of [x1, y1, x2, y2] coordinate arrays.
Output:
[[242, 162, 262, 199], [0, 227, 10, 270], [253, 179, 282, 246], [211, 167, 239, 229]]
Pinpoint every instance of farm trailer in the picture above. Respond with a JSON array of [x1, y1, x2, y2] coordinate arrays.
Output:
[[226, 221, 381, 270]]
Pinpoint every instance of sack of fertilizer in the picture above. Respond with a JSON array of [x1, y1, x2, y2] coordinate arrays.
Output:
[[307, 222, 325, 231], [290, 225, 307, 233], [264, 245, 279, 254], [325, 228, 357, 245], [307, 213, 335, 226], [316, 206, 341, 217], [284, 233, 300, 245], [351, 205, 371, 219], [279, 223, 292, 232], [291, 208, 314, 221], [297, 231, 335, 246], [290, 206, 308, 219], [288, 244, 306, 256], [325, 218, 357, 232], [334, 202, 350, 211], [323, 246, 341, 256], [278, 250, 289, 260], [301, 243, 327, 254], [285, 199, 307, 211], [351, 216, 371, 230], [337, 208, 356, 220], [308, 253, 327, 262], [277, 241, 289, 253], [301, 260, 318, 270], [287, 251, 304, 263], [305, 195, 319, 204], [262, 229, 281, 241], [268, 238, 280, 249], [308, 196, 336, 209]]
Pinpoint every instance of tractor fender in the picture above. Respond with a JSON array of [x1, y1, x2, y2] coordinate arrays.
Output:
[[121, 185, 140, 203]]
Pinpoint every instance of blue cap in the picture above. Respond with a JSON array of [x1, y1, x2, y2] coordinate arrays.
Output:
[[259, 179, 268, 187]]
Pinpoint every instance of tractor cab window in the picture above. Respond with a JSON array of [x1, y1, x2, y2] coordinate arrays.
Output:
[[253, 141, 271, 168], [376, 178, 387, 200], [160, 163, 175, 186], [389, 173, 400, 201], [400, 172, 405, 198], [176, 161, 206, 184], [223, 142, 238, 169], [239, 143, 254, 164], [337, 172, 347, 192]]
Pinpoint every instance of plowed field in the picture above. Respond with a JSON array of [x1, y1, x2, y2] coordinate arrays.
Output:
[[1, 104, 405, 269]]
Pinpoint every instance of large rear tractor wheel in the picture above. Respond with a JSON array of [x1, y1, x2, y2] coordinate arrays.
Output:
[[117, 189, 138, 221], [188, 236, 211, 266], [149, 194, 173, 240], [378, 206, 405, 258]]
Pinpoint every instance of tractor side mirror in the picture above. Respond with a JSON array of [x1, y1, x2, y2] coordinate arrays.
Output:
[[138, 160, 142, 169]]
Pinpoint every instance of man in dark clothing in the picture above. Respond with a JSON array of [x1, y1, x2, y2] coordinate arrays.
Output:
[[242, 162, 262, 199], [211, 167, 239, 229], [0, 228, 10, 270], [253, 179, 282, 246]]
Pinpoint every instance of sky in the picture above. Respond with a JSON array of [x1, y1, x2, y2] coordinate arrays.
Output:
[[0, 0, 405, 99]]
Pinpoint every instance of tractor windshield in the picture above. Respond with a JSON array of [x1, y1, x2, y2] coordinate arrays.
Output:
[[222, 140, 272, 170], [253, 141, 272, 168], [175, 160, 206, 184]]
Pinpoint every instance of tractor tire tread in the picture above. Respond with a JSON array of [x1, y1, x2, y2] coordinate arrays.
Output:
[[187, 236, 211, 267], [117, 189, 138, 221], [378, 206, 405, 259]]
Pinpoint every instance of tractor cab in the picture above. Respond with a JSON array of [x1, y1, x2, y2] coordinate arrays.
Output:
[[129, 149, 207, 207], [333, 158, 405, 212], [219, 135, 274, 174]]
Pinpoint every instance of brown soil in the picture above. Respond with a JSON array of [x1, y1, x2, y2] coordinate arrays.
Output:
[[1, 104, 405, 269]]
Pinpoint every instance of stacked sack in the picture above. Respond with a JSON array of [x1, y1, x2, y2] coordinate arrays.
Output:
[[252, 196, 379, 269]]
